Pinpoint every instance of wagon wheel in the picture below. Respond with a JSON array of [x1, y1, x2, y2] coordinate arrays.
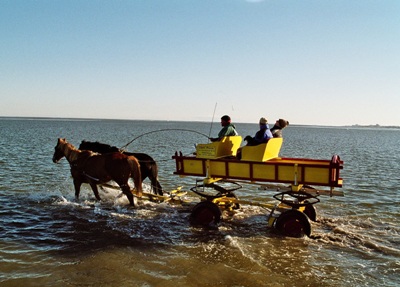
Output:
[[303, 201, 317, 222], [190, 181, 242, 201], [190, 201, 222, 227], [275, 209, 312, 238], [273, 190, 320, 208]]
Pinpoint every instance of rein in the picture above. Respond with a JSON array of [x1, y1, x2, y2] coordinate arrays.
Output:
[[82, 171, 100, 182]]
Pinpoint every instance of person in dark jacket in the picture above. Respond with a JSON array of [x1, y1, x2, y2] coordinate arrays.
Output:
[[270, 119, 289, 138], [244, 117, 273, 146]]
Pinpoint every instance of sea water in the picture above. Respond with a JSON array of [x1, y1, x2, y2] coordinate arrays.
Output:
[[0, 118, 398, 286]]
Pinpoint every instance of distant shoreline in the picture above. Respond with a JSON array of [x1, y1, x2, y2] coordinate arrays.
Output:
[[344, 124, 400, 129], [0, 116, 399, 129]]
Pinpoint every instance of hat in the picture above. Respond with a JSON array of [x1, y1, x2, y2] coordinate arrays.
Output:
[[259, 117, 268, 125], [221, 115, 231, 122], [278, 119, 289, 128]]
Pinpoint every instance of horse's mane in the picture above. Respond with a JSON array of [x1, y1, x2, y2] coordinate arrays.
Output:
[[80, 140, 120, 153]]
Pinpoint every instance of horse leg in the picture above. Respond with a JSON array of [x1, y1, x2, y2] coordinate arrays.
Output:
[[155, 180, 163, 196], [150, 177, 163, 196], [73, 179, 82, 199], [89, 182, 102, 201], [149, 164, 163, 196], [141, 167, 155, 194], [120, 184, 135, 206]]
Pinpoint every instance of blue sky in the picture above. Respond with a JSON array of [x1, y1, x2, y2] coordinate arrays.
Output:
[[1, 0, 399, 126]]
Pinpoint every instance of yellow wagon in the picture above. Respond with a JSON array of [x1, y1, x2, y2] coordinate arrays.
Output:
[[173, 136, 344, 237]]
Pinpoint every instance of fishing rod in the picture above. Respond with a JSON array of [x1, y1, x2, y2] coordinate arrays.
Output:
[[208, 102, 218, 142]]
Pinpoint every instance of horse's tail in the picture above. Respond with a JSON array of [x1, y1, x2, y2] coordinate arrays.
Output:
[[149, 161, 163, 196], [127, 155, 143, 197]]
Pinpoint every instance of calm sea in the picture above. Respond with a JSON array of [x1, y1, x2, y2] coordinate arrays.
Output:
[[0, 118, 398, 287]]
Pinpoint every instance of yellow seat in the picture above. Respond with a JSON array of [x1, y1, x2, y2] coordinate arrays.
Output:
[[196, 136, 242, 159], [241, 137, 283, 162]]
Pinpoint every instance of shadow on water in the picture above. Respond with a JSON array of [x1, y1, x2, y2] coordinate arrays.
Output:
[[1, 192, 167, 255], [4, 188, 399, 257], [1, 188, 398, 287], [1, 188, 295, 253], [49, 172, 396, 254]]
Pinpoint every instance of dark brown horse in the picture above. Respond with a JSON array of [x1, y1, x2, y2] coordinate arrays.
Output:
[[79, 140, 163, 196], [53, 138, 142, 206]]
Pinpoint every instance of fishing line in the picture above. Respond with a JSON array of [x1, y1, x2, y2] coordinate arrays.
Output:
[[120, 128, 209, 151]]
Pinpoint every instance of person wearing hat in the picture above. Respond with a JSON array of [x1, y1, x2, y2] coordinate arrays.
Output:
[[209, 115, 238, 142], [244, 117, 273, 146], [270, 119, 289, 138]]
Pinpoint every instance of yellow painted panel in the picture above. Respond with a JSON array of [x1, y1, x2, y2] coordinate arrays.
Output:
[[195, 145, 216, 158], [228, 162, 251, 178], [182, 159, 204, 175], [252, 164, 276, 180], [241, 138, 283, 162], [277, 165, 302, 182], [270, 158, 330, 166], [304, 167, 330, 184], [196, 136, 242, 159], [209, 161, 227, 177]]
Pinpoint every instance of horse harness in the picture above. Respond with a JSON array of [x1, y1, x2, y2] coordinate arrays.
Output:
[[69, 152, 101, 182]]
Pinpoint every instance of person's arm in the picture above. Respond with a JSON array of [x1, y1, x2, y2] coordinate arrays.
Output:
[[209, 127, 226, 142]]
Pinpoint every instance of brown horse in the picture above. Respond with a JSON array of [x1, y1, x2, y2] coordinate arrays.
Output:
[[52, 138, 142, 206], [79, 140, 163, 196]]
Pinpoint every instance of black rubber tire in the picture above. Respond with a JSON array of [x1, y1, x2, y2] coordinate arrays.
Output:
[[190, 201, 222, 226], [303, 203, 317, 222], [275, 209, 312, 238]]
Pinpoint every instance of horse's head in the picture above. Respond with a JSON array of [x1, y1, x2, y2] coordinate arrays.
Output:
[[52, 138, 67, 163]]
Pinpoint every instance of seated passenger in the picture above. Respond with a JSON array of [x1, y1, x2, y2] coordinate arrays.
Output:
[[209, 115, 238, 142], [244, 117, 273, 146], [270, 118, 289, 138]]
